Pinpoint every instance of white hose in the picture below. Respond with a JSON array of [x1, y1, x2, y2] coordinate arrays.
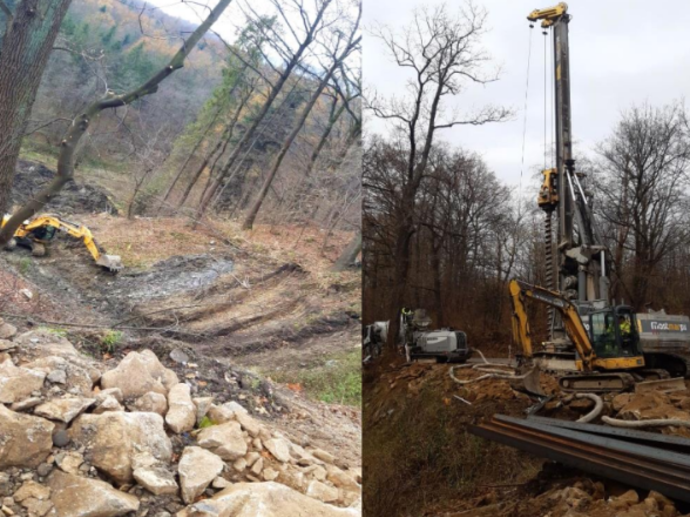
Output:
[[449, 364, 537, 385], [574, 393, 603, 423]]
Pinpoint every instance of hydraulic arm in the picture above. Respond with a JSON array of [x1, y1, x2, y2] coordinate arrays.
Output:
[[510, 279, 596, 370], [508, 278, 662, 392]]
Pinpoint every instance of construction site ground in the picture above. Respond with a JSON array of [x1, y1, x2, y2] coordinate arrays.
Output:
[[364, 357, 690, 517], [1, 158, 362, 470]]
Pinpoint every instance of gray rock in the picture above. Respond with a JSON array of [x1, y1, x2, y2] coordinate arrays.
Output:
[[0, 360, 46, 404], [196, 421, 247, 461], [34, 397, 96, 423], [52, 430, 70, 447], [100, 350, 178, 399], [69, 411, 172, 483], [263, 437, 292, 463], [131, 391, 167, 416], [182, 482, 359, 516], [47, 369, 67, 384], [133, 465, 178, 496], [169, 349, 190, 365]]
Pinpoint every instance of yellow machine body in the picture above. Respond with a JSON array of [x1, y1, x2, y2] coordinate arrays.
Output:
[[1, 214, 122, 271]]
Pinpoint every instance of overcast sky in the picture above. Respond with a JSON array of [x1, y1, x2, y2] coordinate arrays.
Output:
[[363, 0, 690, 195]]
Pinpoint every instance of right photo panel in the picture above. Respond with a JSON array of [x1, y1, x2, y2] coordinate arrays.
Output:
[[362, 1, 690, 516]]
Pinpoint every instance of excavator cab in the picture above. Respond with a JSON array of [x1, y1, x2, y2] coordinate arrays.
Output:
[[587, 306, 641, 360], [27, 224, 57, 242]]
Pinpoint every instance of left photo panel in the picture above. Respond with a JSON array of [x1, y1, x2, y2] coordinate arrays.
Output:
[[0, 0, 362, 515]]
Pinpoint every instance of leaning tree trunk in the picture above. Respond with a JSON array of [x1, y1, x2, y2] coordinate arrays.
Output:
[[331, 232, 361, 271], [0, 0, 233, 245], [0, 0, 74, 216]]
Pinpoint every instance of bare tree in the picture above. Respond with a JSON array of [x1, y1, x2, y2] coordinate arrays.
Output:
[[367, 2, 511, 347], [0, 0, 233, 245], [594, 102, 690, 308], [331, 231, 361, 271]]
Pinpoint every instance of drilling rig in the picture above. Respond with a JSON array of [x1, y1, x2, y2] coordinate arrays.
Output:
[[525, 3, 690, 378]]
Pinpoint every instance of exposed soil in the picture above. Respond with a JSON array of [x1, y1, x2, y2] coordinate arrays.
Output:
[[10, 159, 118, 215]]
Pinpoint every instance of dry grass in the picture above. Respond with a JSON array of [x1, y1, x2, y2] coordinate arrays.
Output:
[[363, 366, 543, 517]]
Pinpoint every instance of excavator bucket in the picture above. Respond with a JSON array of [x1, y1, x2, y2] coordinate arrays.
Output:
[[509, 366, 546, 397], [96, 254, 123, 272]]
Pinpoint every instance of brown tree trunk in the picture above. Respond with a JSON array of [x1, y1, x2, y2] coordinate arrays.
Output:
[[241, 77, 334, 230], [0, 0, 73, 216]]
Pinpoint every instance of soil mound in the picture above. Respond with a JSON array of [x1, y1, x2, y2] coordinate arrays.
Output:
[[10, 159, 118, 215]]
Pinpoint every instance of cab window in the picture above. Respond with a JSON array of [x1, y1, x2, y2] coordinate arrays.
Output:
[[590, 312, 617, 357]]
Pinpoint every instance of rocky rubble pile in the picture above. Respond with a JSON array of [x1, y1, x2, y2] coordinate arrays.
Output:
[[0, 320, 361, 517], [527, 479, 684, 517]]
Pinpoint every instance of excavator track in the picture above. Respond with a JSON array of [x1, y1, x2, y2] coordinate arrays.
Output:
[[558, 372, 637, 393]]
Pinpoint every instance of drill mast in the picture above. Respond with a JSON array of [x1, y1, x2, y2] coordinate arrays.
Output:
[[528, 3, 609, 339]]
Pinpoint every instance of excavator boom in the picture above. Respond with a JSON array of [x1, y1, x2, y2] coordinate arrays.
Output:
[[510, 279, 594, 369]]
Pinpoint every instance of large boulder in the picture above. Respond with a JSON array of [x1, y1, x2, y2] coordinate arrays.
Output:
[[100, 350, 178, 400], [180, 482, 361, 517], [69, 411, 172, 483], [47, 470, 140, 517], [0, 404, 54, 468], [0, 358, 46, 403], [178, 446, 225, 504], [196, 421, 247, 461], [165, 383, 196, 433]]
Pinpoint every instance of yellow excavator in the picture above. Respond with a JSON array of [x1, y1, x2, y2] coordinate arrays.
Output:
[[1, 214, 123, 272], [509, 279, 676, 392]]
